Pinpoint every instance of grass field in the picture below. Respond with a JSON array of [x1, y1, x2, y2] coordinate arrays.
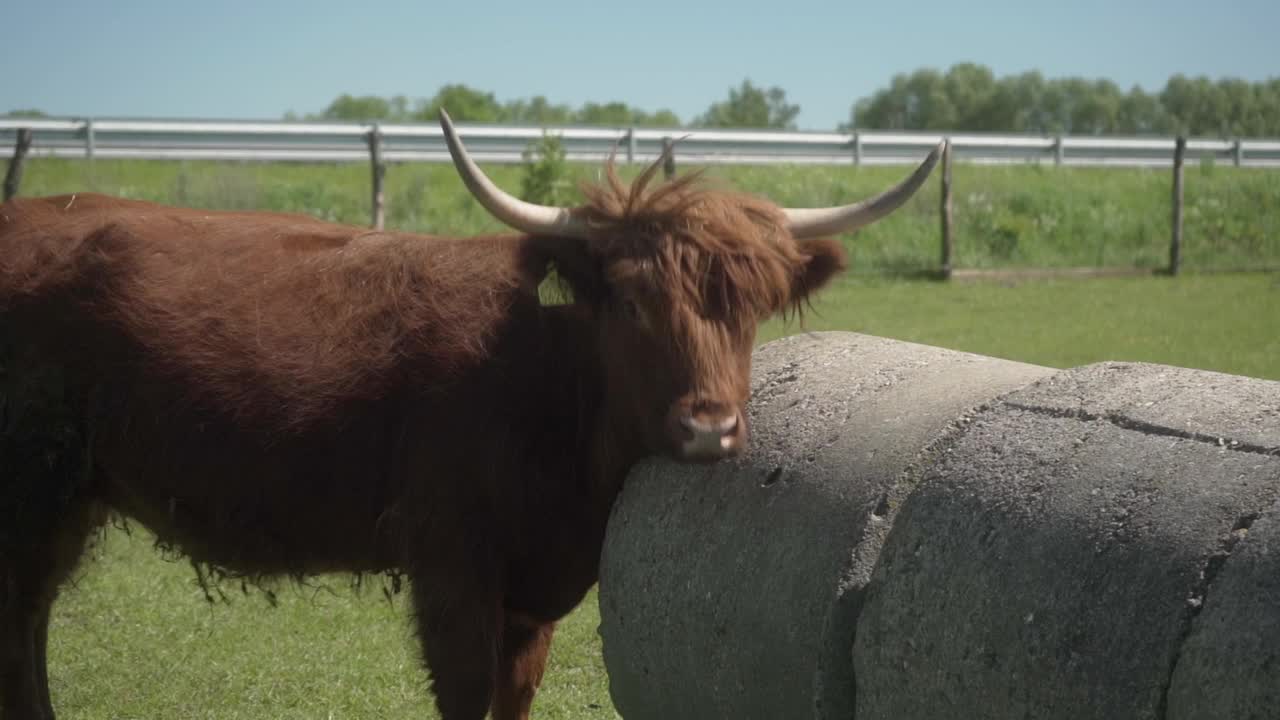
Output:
[[760, 272, 1280, 380], [41, 268, 1280, 719], [15, 154, 1279, 717], [17, 156, 1280, 273]]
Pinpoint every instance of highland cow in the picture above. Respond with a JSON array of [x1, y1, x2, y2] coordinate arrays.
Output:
[[0, 111, 940, 719]]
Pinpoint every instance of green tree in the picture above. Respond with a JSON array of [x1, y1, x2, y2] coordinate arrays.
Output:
[[303, 88, 684, 128], [1216, 78, 1261, 136], [416, 84, 504, 123], [846, 73, 910, 130], [900, 69, 955, 129], [317, 94, 396, 121], [848, 68, 968, 130], [849, 63, 1280, 136], [1257, 79, 1280, 135], [1117, 86, 1168, 134], [635, 109, 681, 127], [4, 109, 48, 118], [1034, 77, 1121, 134], [575, 101, 637, 126], [943, 62, 997, 129], [982, 71, 1047, 132], [1160, 75, 1219, 135], [1068, 78, 1123, 134], [389, 95, 410, 121], [570, 102, 681, 127], [696, 80, 800, 129], [504, 96, 574, 124]]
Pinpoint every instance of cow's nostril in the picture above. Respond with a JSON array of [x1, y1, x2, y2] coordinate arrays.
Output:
[[675, 410, 744, 461], [681, 413, 738, 436]]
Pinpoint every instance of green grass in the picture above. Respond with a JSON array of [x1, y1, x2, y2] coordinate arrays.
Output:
[[42, 271, 1280, 719], [763, 272, 1280, 380], [50, 527, 613, 719], [19, 154, 1280, 716], [18, 157, 1280, 273]]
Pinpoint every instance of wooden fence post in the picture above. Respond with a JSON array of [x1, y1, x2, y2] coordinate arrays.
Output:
[[366, 125, 386, 230], [85, 117, 96, 163], [940, 138, 954, 279], [1170, 136, 1186, 276], [661, 137, 676, 179], [3, 128, 33, 201]]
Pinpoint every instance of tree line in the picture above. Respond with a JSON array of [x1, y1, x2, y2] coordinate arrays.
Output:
[[9, 64, 1278, 136], [849, 63, 1280, 137], [286, 79, 797, 130], [296, 66, 1278, 138]]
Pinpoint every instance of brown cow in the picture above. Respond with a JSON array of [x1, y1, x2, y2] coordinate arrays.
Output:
[[0, 111, 940, 720]]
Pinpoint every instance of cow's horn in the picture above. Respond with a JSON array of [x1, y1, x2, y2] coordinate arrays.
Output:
[[439, 109, 591, 238], [782, 141, 945, 239]]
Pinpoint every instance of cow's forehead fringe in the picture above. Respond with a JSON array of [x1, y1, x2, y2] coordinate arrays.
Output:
[[575, 157, 807, 318]]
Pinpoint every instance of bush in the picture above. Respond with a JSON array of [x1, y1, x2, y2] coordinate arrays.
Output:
[[520, 134, 573, 206]]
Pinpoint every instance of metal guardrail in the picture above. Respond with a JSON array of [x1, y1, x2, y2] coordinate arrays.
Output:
[[3, 117, 1279, 168]]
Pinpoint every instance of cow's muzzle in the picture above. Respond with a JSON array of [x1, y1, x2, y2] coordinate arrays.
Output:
[[670, 405, 745, 462]]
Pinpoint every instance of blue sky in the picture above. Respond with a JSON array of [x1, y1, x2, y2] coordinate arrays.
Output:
[[3, 0, 1276, 130]]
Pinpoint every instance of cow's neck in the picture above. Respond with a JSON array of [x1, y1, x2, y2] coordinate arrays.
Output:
[[525, 305, 645, 512]]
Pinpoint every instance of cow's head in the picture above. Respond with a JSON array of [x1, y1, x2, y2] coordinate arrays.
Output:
[[440, 111, 940, 463]]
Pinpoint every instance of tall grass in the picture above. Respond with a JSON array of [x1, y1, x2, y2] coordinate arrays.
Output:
[[18, 158, 1280, 273]]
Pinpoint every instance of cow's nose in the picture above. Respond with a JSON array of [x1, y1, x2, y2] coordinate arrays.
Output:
[[679, 412, 741, 459]]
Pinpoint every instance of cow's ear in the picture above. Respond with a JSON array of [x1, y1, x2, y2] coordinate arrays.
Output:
[[791, 237, 848, 302], [521, 236, 603, 306]]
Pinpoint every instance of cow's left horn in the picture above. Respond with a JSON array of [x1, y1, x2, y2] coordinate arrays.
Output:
[[783, 141, 945, 239], [439, 110, 591, 238]]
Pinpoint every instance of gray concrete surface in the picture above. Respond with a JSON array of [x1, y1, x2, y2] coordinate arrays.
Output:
[[598, 332, 1054, 719], [1167, 496, 1280, 720], [853, 362, 1280, 719], [598, 333, 1280, 720]]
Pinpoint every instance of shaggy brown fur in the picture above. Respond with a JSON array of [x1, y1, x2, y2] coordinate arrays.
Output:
[[0, 160, 846, 720], [578, 160, 816, 320]]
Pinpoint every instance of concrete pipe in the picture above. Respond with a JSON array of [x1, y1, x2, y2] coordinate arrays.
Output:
[[598, 331, 1280, 720]]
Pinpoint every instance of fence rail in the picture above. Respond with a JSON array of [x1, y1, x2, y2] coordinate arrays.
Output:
[[3, 117, 1280, 168], [4, 118, 1277, 276]]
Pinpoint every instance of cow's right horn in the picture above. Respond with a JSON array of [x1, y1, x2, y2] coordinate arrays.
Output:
[[782, 141, 944, 238], [439, 110, 592, 239]]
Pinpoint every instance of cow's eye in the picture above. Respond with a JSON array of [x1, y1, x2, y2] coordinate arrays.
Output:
[[622, 298, 642, 321]]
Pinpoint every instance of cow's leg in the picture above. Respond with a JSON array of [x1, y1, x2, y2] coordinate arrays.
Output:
[[0, 598, 45, 720], [30, 603, 53, 719], [490, 613, 556, 720], [1, 498, 103, 720], [412, 587, 501, 720], [408, 544, 503, 720]]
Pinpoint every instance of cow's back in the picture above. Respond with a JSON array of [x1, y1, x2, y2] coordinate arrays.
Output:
[[0, 193, 333, 314], [0, 193, 535, 433], [1, 193, 553, 575]]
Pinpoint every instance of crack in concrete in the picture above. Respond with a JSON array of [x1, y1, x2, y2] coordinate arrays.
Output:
[[1155, 511, 1261, 720], [1006, 399, 1279, 719], [1003, 401, 1280, 458], [844, 407, 989, 719], [1003, 394, 1274, 712]]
